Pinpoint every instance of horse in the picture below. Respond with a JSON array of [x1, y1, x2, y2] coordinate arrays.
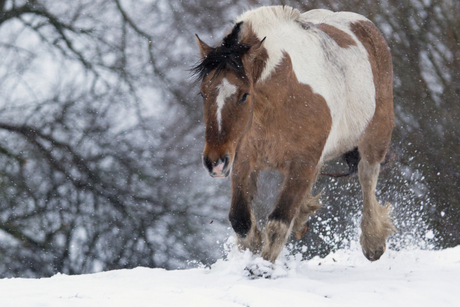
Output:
[[193, 6, 395, 263]]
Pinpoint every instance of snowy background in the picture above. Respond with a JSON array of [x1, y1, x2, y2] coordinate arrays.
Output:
[[0, 0, 459, 303]]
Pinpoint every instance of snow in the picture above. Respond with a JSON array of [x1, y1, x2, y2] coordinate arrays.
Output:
[[1, 240, 459, 307]]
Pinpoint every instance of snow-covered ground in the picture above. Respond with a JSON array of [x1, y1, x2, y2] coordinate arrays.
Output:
[[1, 240, 459, 307]]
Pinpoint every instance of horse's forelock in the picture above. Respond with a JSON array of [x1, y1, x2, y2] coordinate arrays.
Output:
[[222, 22, 243, 48], [192, 22, 251, 82]]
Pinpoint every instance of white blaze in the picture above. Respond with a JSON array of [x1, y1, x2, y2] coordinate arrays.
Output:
[[216, 78, 237, 132]]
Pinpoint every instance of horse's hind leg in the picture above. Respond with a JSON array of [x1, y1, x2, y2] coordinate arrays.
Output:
[[358, 99, 395, 261], [352, 17, 395, 261], [358, 159, 394, 261]]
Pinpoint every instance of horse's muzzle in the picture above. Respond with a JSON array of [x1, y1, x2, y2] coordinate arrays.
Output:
[[202, 154, 231, 178]]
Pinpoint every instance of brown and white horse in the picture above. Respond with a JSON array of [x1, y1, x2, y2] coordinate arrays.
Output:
[[193, 6, 395, 263]]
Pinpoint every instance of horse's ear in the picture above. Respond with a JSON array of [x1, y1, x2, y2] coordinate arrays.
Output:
[[247, 37, 266, 60], [196, 34, 212, 58], [245, 37, 267, 83]]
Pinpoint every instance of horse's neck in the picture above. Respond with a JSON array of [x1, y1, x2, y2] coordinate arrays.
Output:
[[248, 87, 288, 144], [252, 74, 291, 125]]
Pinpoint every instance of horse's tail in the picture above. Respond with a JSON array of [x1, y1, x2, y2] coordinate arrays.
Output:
[[320, 147, 393, 178]]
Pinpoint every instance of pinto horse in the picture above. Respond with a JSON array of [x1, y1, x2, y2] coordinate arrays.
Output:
[[193, 6, 395, 263]]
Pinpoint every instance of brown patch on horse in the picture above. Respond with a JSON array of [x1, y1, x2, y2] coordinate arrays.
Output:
[[317, 23, 357, 49], [246, 53, 332, 177], [350, 20, 394, 165]]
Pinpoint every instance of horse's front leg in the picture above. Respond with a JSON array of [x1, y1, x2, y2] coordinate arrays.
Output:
[[262, 160, 317, 262], [229, 162, 262, 254]]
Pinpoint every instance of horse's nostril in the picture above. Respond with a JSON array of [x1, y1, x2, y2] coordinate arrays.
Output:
[[223, 154, 230, 167], [203, 155, 213, 173]]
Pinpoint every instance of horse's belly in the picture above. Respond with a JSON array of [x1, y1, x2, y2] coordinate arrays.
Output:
[[319, 65, 376, 162], [320, 114, 371, 162], [319, 72, 376, 162]]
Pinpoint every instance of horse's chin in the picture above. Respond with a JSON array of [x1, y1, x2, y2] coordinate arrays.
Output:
[[210, 165, 232, 178]]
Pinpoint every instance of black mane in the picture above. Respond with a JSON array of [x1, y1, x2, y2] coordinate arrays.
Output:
[[192, 22, 250, 81]]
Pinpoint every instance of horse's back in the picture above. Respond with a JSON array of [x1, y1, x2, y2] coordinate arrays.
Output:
[[299, 9, 367, 24]]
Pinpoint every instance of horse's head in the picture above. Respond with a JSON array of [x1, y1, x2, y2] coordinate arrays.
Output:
[[194, 23, 266, 178]]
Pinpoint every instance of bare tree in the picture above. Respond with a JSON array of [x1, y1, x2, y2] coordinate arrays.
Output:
[[0, 0, 239, 277]]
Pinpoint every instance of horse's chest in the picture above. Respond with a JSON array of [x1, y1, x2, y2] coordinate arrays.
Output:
[[245, 133, 296, 170]]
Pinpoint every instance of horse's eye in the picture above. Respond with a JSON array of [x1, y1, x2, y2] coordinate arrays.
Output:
[[199, 92, 205, 101], [239, 93, 249, 104]]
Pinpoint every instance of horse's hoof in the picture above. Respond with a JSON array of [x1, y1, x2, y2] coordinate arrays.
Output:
[[245, 263, 274, 279], [363, 244, 386, 261], [295, 220, 310, 240]]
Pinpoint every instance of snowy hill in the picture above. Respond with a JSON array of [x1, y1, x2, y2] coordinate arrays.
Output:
[[1, 242, 459, 307]]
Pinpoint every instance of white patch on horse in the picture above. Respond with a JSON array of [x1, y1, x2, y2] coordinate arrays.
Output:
[[216, 78, 237, 132], [236, 6, 376, 162]]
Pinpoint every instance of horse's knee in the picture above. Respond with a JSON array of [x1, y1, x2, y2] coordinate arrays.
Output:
[[229, 209, 252, 238], [267, 210, 290, 225], [267, 197, 300, 225]]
